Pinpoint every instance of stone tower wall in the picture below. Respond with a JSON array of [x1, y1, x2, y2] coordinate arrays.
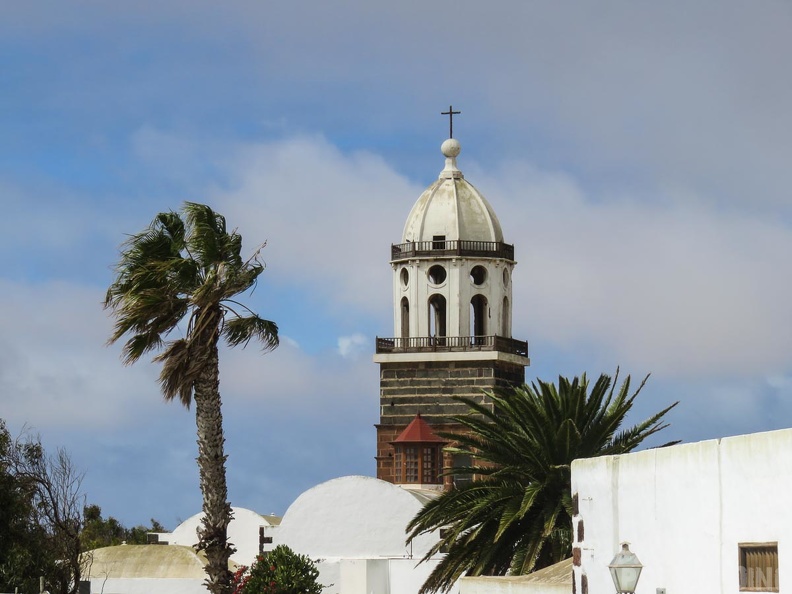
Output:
[[375, 359, 525, 484]]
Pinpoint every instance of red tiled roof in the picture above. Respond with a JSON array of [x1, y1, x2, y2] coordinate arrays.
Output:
[[392, 414, 446, 443]]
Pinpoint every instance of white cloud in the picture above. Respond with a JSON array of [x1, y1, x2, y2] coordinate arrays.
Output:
[[218, 336, 376, 419], [192, 133, 792, 381], [211, 135, 418, 313], [766, 374, 792, 391], [0, 275, 378, 435], [466, 160, 792, 379], [280, 336, 301, 349], [337, 333, 368, 359], [8, 2, 792, 207], [0, 274, 379, 522], [0, 279, 162, 429]]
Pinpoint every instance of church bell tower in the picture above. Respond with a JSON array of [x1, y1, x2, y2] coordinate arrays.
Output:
[[374, 117, 530, 489]]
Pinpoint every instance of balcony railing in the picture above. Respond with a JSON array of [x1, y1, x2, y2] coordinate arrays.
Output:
[[391, 240, 514, 262], [376, 335, 529, 358]]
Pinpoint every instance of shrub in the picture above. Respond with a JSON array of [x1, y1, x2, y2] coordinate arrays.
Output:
[[232, 544, 325, 594]]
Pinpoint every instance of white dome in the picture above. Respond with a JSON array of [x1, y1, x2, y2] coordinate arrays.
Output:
[[402, 139, 504, 243], [168, 506, 280, 567], [274, 475, 439, 559]]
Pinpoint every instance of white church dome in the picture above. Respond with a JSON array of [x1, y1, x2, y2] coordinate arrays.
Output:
[[274, 475, 440, 559], [402, 139, 504, 243]]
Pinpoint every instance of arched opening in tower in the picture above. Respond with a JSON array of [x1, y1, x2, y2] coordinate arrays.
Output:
[[400, 297, 410, 339], [502, 296, 510, 337], [471, 294, 488, 344], [428, 294, 447, 341]]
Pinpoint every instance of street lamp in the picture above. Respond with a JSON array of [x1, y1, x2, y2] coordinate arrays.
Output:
[[608, 542, 643, 593]]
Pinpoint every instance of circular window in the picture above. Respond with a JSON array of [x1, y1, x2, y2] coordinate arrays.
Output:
[[470, 265, 487, 286], [428, 265, 447, 285], [400, 268, 409, 288], [502, 268, 510, 287]]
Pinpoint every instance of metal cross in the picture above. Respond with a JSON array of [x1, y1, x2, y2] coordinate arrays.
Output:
[[441, 105, 461, 138]]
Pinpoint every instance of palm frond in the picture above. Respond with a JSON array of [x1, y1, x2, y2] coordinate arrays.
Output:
[[119, 330, 164, 366], [223, 315, 279, 352], [183, 202, 227, 266], [408, 371, 678, 594], [153, 339, 203, 407], [105, 202, 279, 402]]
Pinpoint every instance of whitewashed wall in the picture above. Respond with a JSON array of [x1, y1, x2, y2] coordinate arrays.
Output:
[[82, 544, 209, 594], [310, 555, 445, 594], [460, 576, 569, 594], [88, 578, 204, 594], [571, 428, 792, 594]]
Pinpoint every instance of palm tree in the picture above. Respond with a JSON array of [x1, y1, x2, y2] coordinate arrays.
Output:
[[406, 371, 677, 594], [104, 202, 278, 594]]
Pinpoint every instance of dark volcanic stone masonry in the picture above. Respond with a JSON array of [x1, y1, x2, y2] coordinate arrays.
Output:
[[375, 359, 525, 484], [378, 360, 525, 426]]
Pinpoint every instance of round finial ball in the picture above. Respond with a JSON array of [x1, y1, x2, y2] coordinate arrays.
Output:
[[441, 138, 461, 158]]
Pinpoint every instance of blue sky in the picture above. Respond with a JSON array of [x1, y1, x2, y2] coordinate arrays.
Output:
[[2, 1, 792, 528]]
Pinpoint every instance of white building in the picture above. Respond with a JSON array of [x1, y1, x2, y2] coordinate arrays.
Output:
[[571, 427, 790, 594], [458, 427, 790, 594]]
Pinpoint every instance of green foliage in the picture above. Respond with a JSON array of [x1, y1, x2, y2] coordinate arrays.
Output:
[[232, 545, 325, 594], [0, 421, 50, 594], [406, 371, 678, 594], [0, 419, 85, 594], [81, 504, 167, 549], [81, 504, 124, 549], [125, 519, 166, 544]]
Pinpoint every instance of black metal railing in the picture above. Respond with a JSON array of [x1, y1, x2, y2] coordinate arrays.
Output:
[[391, 240, 514, 262], [375, 335, 528, 358]]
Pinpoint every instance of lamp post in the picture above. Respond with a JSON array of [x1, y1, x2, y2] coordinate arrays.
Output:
[[608, 542, 643, 593]]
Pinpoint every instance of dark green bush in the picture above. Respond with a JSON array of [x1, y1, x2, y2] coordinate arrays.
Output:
[[232, 544, 325, 594]]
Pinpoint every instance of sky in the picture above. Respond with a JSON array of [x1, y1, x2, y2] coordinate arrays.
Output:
[[2, 1, 791, 529]]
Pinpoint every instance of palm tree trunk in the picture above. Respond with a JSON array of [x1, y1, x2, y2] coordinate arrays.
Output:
[[193, 337, 234, 594]]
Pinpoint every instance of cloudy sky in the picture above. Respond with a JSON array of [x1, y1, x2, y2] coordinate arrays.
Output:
[[2, 1, 791, 528]]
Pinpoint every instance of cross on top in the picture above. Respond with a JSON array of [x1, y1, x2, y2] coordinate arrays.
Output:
[[441, 105, 461, 138]]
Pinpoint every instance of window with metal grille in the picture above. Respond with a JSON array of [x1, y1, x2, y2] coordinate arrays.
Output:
[[422, 446, 437, 482], [405, 446, 418, 482], [394, 443, 443, 484], [452, 453, 472, 487], [394, 450, 402, 481], [739, 542, 779, 592]]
